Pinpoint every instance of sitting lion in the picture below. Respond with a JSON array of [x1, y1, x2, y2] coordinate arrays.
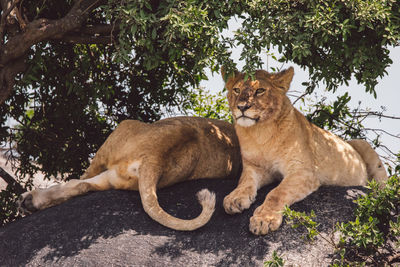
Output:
[[222, 67, 388, 235], [18, 117, 242, 231]]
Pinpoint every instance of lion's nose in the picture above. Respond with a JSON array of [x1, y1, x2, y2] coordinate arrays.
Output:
[[237, 103, 251, 112]]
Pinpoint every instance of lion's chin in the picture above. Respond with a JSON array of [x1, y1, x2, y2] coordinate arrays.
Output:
[[236, 117, 257, 127]]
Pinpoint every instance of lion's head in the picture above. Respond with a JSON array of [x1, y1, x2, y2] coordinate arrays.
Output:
[[222, 67, 294, 127]]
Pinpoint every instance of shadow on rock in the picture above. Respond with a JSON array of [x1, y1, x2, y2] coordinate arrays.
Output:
[[0, 178, 365, 266]]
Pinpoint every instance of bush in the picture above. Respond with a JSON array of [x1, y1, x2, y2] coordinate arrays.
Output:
[[283, 174, 400, 266], [264, 251, 285, 267], [336, 175, 400, 265]]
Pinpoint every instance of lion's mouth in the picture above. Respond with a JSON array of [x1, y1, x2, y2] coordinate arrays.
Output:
[[236, 115, 260, 122]]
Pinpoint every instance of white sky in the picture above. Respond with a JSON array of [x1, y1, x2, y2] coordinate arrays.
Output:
[[200, 19, 400, 166]]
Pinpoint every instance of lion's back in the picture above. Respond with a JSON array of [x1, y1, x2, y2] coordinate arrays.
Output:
[[310, 123, 368, 186]]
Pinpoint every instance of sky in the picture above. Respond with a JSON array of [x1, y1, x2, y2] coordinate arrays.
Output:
[[200, 20, 400, 167]]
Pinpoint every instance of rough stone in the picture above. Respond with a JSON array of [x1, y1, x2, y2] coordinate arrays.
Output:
[[0, 178, 366, 266]]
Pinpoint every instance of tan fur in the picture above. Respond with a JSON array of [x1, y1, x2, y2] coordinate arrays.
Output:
[[18, 117, 241, 231], [222, 67, 388, 235]]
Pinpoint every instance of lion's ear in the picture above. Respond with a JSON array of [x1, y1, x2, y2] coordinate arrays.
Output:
[[221, 67, 240, 83], [271, 67, 294, 92]]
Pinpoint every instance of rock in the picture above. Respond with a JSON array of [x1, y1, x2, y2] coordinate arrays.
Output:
[[0, 178, 365, 266]]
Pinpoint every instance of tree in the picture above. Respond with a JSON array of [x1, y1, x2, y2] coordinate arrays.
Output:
[[237, 0, 400, 95], [0, 0, 399, 226], [0, 0, 237, 181]]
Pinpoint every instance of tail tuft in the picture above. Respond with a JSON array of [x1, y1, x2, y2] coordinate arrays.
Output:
[[196, 189, 216, 211]]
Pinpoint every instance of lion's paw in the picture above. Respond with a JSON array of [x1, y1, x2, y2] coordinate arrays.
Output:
[[17, 192, 39, 215], [249, 210, 283, 235], [223, 189, 256, 214]]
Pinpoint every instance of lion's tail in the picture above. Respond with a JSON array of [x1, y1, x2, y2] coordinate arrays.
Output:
[[139, 178, 215, 231], [347, 139, 388, 184]]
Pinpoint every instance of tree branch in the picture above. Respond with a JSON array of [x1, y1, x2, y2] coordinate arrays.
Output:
[[354, 112, 400, 120], [364, 128, 400, 139], [0, 166, 25, 194], [0, 0, 19, 42], [52, 33, 112, 44], [79, 24, 117, 35], [0, 0, 104, 104], [50, 23, 120, 44]]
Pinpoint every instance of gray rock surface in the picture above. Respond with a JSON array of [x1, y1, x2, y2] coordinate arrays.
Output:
[[0, 179, 365, 267]]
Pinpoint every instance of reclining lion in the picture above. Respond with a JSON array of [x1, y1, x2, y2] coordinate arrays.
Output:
[[222, 67, 388, 235], [18, 117, 242, 231]]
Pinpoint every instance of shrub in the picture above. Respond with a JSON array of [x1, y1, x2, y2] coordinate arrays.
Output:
[[283, 174, 400, 266]]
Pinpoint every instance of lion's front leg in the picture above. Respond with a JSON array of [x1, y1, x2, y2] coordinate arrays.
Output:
[[249, 170, 320, 235], [224, 164, 271, 214]]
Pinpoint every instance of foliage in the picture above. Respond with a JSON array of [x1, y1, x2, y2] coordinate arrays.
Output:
[[304, 93, 362, 138], [106, 0, 238, 75], [0, 184, 21, 226], [283, 207, 320, 241], [183, 87, 232, 122], [239, 0, 400, 95], [264, 250, 285, 267], [2, 0, 237, 181], [336, 175, 400, 265], [284, 172, 400, 266]]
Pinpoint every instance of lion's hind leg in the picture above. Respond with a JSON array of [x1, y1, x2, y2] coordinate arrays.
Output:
[[347, 139, 388, 185], [80, 161, 107, 180], [18, 169, 134, 214]]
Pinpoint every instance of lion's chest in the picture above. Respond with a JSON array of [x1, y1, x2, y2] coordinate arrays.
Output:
[[240, 139, 282, 169]]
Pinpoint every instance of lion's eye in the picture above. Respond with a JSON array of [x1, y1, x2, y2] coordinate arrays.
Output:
[[255, 88, 266, 95], [233, 88, 240, 95]]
